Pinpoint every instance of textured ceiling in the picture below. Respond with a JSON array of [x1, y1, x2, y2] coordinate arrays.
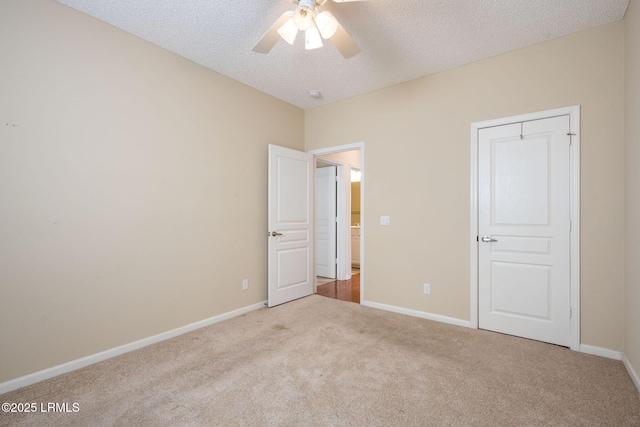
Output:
[[56, 0, 629, 110]]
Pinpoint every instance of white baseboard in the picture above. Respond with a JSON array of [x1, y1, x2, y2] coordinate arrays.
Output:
[[623, 354, 640, 393], [579, 344, 623, 360], [360, 301, 631, 364], [361, 299, 472, 328], [0, 301, 267, 395]]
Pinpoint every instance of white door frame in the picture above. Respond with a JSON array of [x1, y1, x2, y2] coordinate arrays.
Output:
[[310, 142, 364, 304], [470, 106, 580, 351]]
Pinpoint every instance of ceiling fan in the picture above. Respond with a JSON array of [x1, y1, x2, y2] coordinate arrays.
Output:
[[252, 0, 366, 59]]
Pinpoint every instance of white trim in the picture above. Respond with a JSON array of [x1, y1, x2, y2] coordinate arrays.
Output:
[[623, 354, 640, 393], [309, 142, 364, 304], [470, 106, 581, 351], [362, 300, 472, 328], [470, 125, 479, 329], [569, 107, 581, 351], [0, 301, 266, 395], [310, 142, 363, 155], [359, 148, 364, 305], [579, 344, 623, 361]]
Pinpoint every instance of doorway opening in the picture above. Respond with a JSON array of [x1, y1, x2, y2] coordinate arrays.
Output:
[[311, 143, 364, 304]]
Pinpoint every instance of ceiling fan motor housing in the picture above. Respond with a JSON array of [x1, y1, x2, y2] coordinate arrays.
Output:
[[295, 0, 326, 7]]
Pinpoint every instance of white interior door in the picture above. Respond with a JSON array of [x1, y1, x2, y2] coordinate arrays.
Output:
[[268, 145, 314, 307], [478, 115, 571, 346], [315, 166, 337, 279]]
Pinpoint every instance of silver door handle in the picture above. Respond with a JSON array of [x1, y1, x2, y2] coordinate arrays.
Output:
[[481, 236, 498, 243], [270, 231, 283, 237]]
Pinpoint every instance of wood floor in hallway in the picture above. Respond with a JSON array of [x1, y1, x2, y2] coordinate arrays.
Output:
[[316, 274, 360, 303]]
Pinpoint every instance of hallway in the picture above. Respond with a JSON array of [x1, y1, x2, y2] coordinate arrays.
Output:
[[316, 270, 360, 303]]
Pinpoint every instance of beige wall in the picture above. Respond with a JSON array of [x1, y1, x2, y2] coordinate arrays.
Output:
[[351, 182, 361, 226], [317, 150, 361, 169], [0, 0, 303, 383], [306, 22, 626, 350], [625, 0, 640, 382]]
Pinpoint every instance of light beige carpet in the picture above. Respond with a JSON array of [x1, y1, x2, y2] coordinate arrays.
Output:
[[1, 295, 639, 426]]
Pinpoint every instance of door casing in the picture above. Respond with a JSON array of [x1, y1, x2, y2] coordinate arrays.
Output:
[[470, 106, 580, 351]]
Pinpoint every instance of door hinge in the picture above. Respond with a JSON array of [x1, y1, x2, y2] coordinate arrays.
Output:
[[335, 258, 338, 265], [570, 307, 573, 318], [476, 236, 479, 242], [569, 219, 572, 232], [567, 132, 576, 145]]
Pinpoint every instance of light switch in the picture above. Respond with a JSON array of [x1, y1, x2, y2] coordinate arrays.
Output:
[[380, 215, 390, 226]]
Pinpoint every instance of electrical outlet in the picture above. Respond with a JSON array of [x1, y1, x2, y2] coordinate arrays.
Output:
[[423, 283, 431, 295], [242, 279, 249, 290], [380, 215, 390, 226]]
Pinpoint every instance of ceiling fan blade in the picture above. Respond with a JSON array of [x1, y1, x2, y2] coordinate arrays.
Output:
[[252, 11, 293, 54], [330, 21, 360, 58]]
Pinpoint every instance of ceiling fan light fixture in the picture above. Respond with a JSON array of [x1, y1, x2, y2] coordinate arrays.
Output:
[[277, 16, 298, 45], [315, 11, 338, 39], [305, 25, 323, 50], [292, 6, 314, 30], [252, 0, 362, 59]]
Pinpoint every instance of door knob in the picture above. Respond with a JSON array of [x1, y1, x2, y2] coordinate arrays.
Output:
[[481, 236, 498, 243], [270, 231, 283, 237]]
